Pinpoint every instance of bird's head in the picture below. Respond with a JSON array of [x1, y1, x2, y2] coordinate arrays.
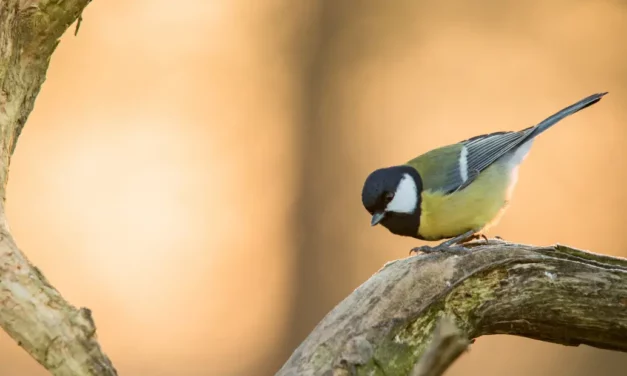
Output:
[[361, 165, 422, 237]]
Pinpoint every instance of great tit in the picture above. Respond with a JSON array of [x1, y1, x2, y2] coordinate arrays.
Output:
[[361, 92, 608, 253]]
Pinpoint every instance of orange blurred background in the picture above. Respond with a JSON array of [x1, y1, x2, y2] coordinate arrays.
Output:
[[1, 0, 627, 375]]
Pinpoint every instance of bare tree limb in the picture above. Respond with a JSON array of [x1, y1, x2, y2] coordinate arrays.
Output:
[[0, 1, 117, 375], [277, 241, 627, 376]]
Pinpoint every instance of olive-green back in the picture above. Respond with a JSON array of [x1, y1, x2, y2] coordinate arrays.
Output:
[[405, 144, 462, 193]]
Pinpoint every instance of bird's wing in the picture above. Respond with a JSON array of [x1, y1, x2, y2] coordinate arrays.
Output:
[[406, 144, 470, 194], [407, 130, 532, 194], [412, 92, 608, 193], [456, 128, 534, 190], [455, 92, 607, 191]]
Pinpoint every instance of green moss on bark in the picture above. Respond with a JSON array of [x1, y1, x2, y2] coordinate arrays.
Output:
[[354, 268, 506, 375]]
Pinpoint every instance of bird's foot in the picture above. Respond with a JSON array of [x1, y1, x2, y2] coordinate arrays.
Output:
[[465, 233, 506, 244], [468, 233, 506, 245], [409, 229, 477, 255], [463, 233, 491, 244]]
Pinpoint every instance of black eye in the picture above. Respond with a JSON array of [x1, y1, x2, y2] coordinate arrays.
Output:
[[384, 192, 394, 203]]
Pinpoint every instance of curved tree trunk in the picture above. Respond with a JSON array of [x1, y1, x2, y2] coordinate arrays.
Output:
[[0, 1, 116, 375]]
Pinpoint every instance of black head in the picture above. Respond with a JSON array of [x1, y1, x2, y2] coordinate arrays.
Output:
[[361, 165, 423, 238]]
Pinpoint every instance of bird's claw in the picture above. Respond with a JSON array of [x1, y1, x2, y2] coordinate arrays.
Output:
[[409, 230, 486, 256]]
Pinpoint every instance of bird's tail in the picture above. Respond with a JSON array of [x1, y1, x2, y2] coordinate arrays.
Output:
[[525, 92, 608, 140]]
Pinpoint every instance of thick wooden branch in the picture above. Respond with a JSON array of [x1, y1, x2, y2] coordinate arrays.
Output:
[[277, 241, 627, 376], [0, 1, 117, 375]]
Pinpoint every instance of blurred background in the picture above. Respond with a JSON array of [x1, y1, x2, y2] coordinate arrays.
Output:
[[0, 0, 626, 375]]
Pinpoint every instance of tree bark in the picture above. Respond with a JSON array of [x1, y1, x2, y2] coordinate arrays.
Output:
[[277, 241, 627, 376], [0, 1, 116, 375]]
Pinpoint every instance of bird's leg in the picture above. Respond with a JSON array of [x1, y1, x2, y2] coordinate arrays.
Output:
[[409, 230, 478, 255], [436, 229, 479, 248]]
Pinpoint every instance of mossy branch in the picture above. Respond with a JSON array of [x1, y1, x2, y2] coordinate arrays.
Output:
[[0, 1, 116, 376], [409, 316, 469, 376], [277, 241, 627, 376]]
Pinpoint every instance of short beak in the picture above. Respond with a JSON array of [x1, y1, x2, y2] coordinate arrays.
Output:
[[371, 212, 385, 226]]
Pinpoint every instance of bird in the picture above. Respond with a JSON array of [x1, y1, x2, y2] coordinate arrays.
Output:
[[361, 92, 608, 254]]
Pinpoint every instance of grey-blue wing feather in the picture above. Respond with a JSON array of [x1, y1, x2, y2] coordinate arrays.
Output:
[[453, 92, 607, 191], [458, 129, 532, 190]]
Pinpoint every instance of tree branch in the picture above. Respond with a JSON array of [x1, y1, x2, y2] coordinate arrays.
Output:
[[277, 241, 627, 376], [409, 316, 469, 376], [0, 1, 117, 375]]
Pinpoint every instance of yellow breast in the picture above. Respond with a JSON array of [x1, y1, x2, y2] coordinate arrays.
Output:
[[418, 162, 518, 241]]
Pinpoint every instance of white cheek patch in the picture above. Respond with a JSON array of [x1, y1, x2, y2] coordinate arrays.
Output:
[[386, 173, 418, 214]]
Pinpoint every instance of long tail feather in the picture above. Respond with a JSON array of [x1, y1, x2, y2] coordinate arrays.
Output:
[[527, 92, 608, 139]]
